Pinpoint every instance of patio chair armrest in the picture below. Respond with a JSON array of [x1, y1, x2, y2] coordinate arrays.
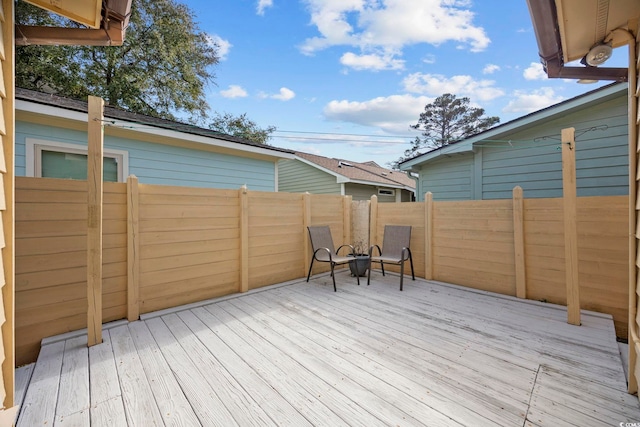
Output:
[[369, 244, 382, 256], [336, 244, 356, 256], [313, 247, 333, 261]]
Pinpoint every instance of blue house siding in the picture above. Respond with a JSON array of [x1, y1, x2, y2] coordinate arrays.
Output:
[[417, 154, 473, 200], [402, 84, 629, 202], [480, 94, 628, 199], [16, 121, 277, 191]]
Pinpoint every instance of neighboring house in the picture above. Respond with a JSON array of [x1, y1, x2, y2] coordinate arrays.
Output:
[[16, 88, 295, 191], [400, 83, 628, 201], [279, 151, 416, 202]]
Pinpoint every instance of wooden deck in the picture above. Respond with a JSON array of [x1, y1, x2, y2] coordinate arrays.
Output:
[[15, 272, 640, 426]]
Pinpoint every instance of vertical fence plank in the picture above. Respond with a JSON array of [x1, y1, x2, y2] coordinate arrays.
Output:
[[562, 127, 580, 326], [513, 186, 526, 298], [240, 185, 249, 293], [87, 96, 104, 346], [369, 195, 378, 246], [127, 175, 139, 321], [425, 192, 433, 280]]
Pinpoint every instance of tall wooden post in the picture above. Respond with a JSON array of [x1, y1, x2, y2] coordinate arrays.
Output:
[[512, 186, 526, 298], [303, 192, 311, 276], [239, 185, 249, 293], [562, 127, 580, 326], [127, 175, 139, 321], [424, 192, 433, 280], [87, 96, 104, 345], [369, 195, 378, 247]]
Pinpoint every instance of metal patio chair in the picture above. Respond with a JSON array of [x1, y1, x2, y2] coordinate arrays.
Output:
[[367, 225, 415, 291], [306, 225, 360, 291]]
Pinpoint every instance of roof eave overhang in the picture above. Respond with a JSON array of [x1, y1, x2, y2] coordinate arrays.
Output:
[[17, 99, 295, 160], [16, 0, 133, 47], [526, 0, 628, 82]]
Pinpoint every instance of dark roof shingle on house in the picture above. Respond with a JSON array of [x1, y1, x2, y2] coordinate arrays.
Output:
[[16, 87, 294, 155]]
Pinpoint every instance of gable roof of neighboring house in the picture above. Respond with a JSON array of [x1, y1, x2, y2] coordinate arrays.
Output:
[[293, 151, 416, 192], [16, 88, 295, 160], [399, 82, 627, 171]]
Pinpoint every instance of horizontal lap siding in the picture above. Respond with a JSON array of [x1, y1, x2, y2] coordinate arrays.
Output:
[[433, 200, 515, 295], [418, 154, 473, 201], [15, 177, 127, 365], [16, 122, 278, 191], [248, 192, 305, 288], [524, 196, 628, 336], [278, 159, 340, 194], [482, 96, 628, 200], [138, 185, 240, 313]]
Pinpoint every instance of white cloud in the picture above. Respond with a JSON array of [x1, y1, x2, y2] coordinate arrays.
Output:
[[402, 73, 505, 101], [483, 64, 500, 74], [323, 94, 432, 134], [261, 87, 296, 101], [257, 0, 273, 15], [220, 85, 248, 98], [422, 54, 436, 64], [523, 62, 547, 80], [502, 88, 564, 114], [208, 35, 232, 61], [300, 0, 489, 56], [340, 51, 405, 71]]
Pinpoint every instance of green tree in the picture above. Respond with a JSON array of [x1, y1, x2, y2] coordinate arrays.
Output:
[[209, 112, 276, 145], [16, 0, 218, 123], [392, 94, 499, 167]]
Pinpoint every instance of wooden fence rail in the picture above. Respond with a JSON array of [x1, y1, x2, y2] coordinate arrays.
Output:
[[15, 177, 629, 365]]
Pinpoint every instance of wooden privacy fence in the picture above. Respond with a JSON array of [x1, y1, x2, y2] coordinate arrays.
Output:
[[15, 177, 350, 365], [372, 190, 628, 338], [15, 177, 629, 365]]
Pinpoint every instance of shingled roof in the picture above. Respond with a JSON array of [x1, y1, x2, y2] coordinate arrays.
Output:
[[16, 87, 294, 155], [294, 151, 415, 190]]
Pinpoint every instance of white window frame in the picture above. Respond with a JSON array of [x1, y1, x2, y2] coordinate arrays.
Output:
[[378, 188, 395, 197], [26, 138, 129, 182]]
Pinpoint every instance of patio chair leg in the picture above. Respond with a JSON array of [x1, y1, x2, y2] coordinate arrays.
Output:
[[330, 264, 337, 292], [400, 261, 404, 291], [380, 262, 386, 276], [367, 261, 372, 286], [409, 252, 415, 280], [306, 258, 315, 282]]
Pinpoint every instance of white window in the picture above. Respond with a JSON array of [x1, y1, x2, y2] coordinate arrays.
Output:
[[378, 188, 395, 197], [26, 138, 129, 182]]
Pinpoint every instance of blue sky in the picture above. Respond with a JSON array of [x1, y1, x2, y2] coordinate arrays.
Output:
[[185, 0, 628, 166]]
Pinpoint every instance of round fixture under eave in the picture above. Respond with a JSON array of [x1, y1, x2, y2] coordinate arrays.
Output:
[[584, 43, 613, 66]]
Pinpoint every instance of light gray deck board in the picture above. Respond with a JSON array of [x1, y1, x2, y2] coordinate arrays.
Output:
[[127, 320, 202, 426], [17, 340, 64, 426], [109, 324, 165, 426], [14, 363, 34, 414], [17, 273, 640, 427], [88, 330, 127, 427]]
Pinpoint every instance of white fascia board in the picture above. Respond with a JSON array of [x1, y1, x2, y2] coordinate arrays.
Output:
[[400, 82, 627, 171], [17, 99, 295, 160], [347, 178, 414, 192]]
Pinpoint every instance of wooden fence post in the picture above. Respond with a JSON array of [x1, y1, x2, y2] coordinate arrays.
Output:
[[369, 195, 378, 247], [127, 175, 139, 321], [343, 195, 352, 248], [240, 185, 249, 293], [87, 95, 104, 346], [562, 127, 581, 326], [425, 192, 433, 280], [513, 186, 526, 298], [303, 192, 311, 276]]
